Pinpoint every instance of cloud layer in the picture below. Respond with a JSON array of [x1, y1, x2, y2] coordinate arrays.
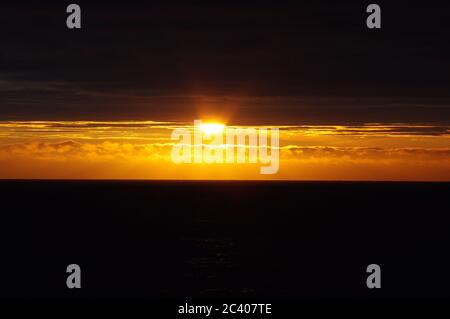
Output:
[[0, 121, 449, 180]]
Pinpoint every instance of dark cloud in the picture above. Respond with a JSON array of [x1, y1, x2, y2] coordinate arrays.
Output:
[[284, 124, 450, 136], [1, 1, 450, 123]]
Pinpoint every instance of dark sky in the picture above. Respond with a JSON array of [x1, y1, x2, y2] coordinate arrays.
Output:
[[1, 1, 450, 124]]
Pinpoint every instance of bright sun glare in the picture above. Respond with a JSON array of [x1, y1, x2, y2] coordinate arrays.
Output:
[[201, 123, 225, 135]]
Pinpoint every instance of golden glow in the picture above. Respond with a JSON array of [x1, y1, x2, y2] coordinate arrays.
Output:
[[0, 121, 449, 180], [200, 123, 225, 135]]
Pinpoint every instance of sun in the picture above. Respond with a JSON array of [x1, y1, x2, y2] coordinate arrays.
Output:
[[201, 123, 225, 135]]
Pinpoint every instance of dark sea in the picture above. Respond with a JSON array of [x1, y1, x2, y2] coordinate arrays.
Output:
[[1, 181, 449, 300]]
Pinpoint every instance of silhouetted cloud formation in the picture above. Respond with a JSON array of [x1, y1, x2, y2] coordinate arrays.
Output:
[[1, 1, 449, 124]]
